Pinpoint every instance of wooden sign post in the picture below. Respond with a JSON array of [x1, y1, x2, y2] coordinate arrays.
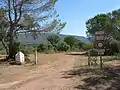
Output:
[[95, 31, 105, 69]]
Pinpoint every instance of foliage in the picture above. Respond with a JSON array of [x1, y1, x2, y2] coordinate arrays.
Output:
[[47, 35, 61, 46], [76, 40, 84, 50], [86, 8, 120, 55], [47, 44, 54, 51], [104, 39, 119, 55], [11, 42, 34, 57], [114, 53, 120, 60], [0, 43, 5, 51], [103, 53, 120, 62], [0, 8, 9, 55], [37, 44, 48, 52], [86, 14, 110, 37], [0, 0, 66, 59], [0, 43, 6, 55], [82, 43, 94, 50], [55, 41, 70, 51], [64, 36, 76, 48], [37, 43, 54, 53], [46, 35, 86, 52], [64, 36, 83, 50], [19, 45, 34, 56]]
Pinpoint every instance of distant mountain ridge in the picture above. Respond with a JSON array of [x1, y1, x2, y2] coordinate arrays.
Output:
[[17, 33, 90, 44]]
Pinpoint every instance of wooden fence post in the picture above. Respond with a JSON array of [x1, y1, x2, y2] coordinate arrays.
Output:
[[34, 50, 37, 64]]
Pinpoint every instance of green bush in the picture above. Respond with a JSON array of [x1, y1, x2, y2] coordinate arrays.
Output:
[[19, 45, 34, 56], [37, 44, 54, 53], [64, 36, 85, 51], [0, 43, 6, 55], [103, 53, 120, 62], [64, 36, 77, 49], [47, 35, 60, 46], [76, 40, 84, 49], [45, 44, 55, 53], [113, 53, 120, 60], [47, 44, 54, 50], [37, 44, 48, 52], [83, 43, 94, 50], [0, 45, 4, 51], [55, 41, 70, 51]]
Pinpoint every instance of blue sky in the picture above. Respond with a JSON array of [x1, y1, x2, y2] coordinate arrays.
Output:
[[55, 0, 120, 37]]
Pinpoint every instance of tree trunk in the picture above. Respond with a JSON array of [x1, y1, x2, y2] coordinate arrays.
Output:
[[8, 27, 15, 59], [8, 40, 14, 59]]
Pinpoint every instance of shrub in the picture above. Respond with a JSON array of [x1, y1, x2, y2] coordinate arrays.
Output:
[[82, 43, 94, 50], [64, 36, 85, 51], [47, 35, 60, 46], [64, 36, 77, 49], [47, 44, 54, 50], [45, 44, 54, 53], [37, 43, 54, 53], [76, 40, 84, 49], [37, 44, 48, 52], [0, 44, 4, 51], [19, 45, 34, 56], [103, 53, 120, 62], [55, 41, 70, 51]]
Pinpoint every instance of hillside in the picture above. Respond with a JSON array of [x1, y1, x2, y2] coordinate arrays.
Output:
[[17, 33, 90, 44]]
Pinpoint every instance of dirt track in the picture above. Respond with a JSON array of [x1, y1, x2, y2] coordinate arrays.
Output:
[[0, 53, 85, 90]]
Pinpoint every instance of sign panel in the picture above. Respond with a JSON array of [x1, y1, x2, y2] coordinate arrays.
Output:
[[98, 49, 105, 55], [95, 41, 105, 49], [95, 31, 105, 35], [95, 31, 105, 55], [98, 42, 103, 48], [95, 35, 104, 41]]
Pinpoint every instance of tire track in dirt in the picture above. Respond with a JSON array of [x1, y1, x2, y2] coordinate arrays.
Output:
[[1, 54, 78, 90]]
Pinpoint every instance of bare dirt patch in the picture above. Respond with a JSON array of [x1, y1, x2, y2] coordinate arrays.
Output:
[[0, 53, 79, 90], [62, 55, 120, 90], [1, 52, 120, 90]]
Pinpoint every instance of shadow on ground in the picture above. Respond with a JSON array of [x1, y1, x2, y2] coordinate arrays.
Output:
[[62, 66, 120, 90], [0, 58, 22, 65], [0, 58, 8, 65], [66, 52, 87, 56]]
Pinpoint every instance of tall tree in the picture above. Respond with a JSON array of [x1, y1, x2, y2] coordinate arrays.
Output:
[[86, 14, 110, 37], [86, 9, 120, 54], [86, 9, 120, 38], [0, 0, 66, 59], [64, 36, 78, 49]]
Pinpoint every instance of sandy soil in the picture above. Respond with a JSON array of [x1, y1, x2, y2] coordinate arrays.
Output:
[[1, 52, 118, 90], [0, 52, 86, 90]]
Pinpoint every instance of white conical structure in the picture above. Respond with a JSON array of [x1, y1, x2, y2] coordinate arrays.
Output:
[[15, 51, 25, 64]]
